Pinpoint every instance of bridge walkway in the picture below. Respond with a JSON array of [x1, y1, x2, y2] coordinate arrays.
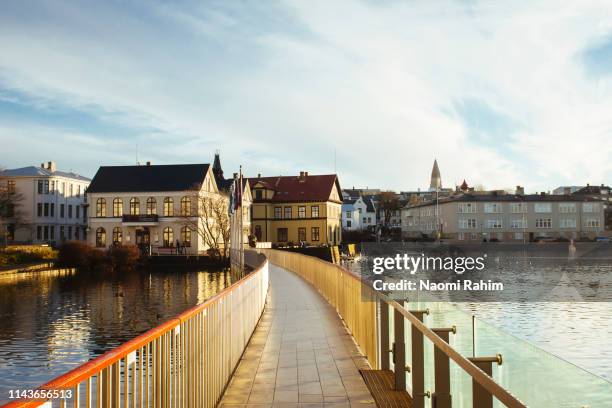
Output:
[[220, 264, 376, 407]]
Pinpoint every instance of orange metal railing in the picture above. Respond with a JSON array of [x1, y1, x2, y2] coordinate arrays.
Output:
[[2, 254, 269, 408]]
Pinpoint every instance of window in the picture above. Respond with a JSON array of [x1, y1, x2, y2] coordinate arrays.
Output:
[[514, 232, 524, 240], [44, 203, 49, 217], [484, 203, 503, 213], [112, 227, 122, 244], [163, 227, 174, 246], [298, 206, 306, 218], [50, 203, 55, 217], [583, 203, 599, 213], [510, 203, 528, 213], [96, 227, 106, 247], [284, 207, 292, 219], [298, 227, 306, 242], [60, 204, 65, 218], [163, 197, 174, 216], [37, 226, 42, 240], [60, 226, 65, 240], [96, 198, 106, 217], [180, 196, 191, 216], [7, 180, 15, 193], [255, 190, 262, 200], [50, 180, 55, 194], [113, 198, 123, 217], [458, 232, 465, 241], [559, 219, 576, 228], [37, 203, 43, 217], [585, 219, 600, 228], [274, 207, 282, 219], [311, 206, 319, 218], [559, 203, 576, 213], [311, 227, 320, 241], [486, 219, 502, 229], [146, 197, 157, 215], [75, 227, 80, 240], [44, 180, 49, 194], [43, 226, 49, 240], [76, 185, 81, 198], [534, 203, 552, 213], [38, 180, 43, 194], [181, 226, 191, 246], [254, 225, 262, 241], [130, 198, 140, 215], [346, 211, 351, 218], [458, 218, 477, 229], [68, 205, 72, 218], [510, 219, 527, 229], [69, 184, 73, 197], [535, 218, 552, 228], [458, 203, 477, 213], [277, 228, 288, 242], [61, 182, 65, 195]]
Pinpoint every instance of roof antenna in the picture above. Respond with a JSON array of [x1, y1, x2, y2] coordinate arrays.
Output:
[[136, 143, 140, 166]]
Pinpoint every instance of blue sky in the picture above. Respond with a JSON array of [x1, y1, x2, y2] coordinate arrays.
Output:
[[0, 0, 611, 192]]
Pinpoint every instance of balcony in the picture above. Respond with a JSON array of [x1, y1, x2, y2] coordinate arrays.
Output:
[[122, 214, 159, 226]]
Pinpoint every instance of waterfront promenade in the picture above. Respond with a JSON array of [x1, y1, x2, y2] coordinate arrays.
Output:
[[220, 264, 376, 407]]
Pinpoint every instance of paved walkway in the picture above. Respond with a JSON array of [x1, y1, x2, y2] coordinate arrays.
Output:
[[220, 264, 376, 407]]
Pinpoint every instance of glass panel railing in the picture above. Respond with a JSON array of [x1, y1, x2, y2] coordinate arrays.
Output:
[[401, 300, 612, 407]]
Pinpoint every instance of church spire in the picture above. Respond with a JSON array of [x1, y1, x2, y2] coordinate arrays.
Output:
[[212, 150, 223, 181], [429, 159, 441, 191]]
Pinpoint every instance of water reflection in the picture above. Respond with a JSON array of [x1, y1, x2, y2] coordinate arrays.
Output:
[[0, 267, 232, 403]]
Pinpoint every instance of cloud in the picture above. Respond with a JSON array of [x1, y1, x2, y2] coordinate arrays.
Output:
[[0, 0, 610, 191]]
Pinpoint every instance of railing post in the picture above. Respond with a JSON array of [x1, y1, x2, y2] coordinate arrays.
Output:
[[468, 355, 503, 408], [393, 306, 406, 391], [432, 326, 456, 408], [380, 300, 390, 370], [410, 309, 429, 408]]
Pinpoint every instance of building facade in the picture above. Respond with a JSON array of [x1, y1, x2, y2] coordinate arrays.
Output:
[[0, 161, 90, 244], [402, 193, 607, 241], [248, 172, 342, 246], [86, 163, 222, 254]]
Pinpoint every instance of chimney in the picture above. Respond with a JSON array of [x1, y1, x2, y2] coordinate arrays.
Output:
[[146, 161, 151, 166], [515, 185, 524, 195], [47, 161, 56, 172], [299, 171, 305, 177], [40, 162, 45, 169], [257, 173, 261, 178], [540, 191, 546, 196]]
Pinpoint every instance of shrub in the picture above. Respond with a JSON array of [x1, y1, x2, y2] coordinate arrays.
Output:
[[57, 241, 93, 268], [107, 245, 140, 271]]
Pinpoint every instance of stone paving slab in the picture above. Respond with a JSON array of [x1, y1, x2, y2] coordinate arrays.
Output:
[[219, 264, 376, 408]]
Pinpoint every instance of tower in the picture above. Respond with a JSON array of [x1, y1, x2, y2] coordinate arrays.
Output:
[[212, 150, 224, 182], [429, 159, 441, 191]]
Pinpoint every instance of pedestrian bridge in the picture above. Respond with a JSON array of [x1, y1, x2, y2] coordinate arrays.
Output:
[[2, 249, 528, 408]]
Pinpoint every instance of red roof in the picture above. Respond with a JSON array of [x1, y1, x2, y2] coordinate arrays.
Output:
[[247, 174, 341, 203]]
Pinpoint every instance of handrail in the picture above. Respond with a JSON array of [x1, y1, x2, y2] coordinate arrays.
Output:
[[260, 248, 527, 408], [2, 253, 269, 408]]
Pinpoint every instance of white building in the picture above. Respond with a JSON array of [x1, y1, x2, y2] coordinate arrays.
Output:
[[0, 161, 90, 244], [86, 163, 223, 255], [342, 195, 377, 231]]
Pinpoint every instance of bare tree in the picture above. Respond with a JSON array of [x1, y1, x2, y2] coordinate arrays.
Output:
[[180, 185, 230, 259], [378, 191, 401, 226], [0, 167, 25, 244]]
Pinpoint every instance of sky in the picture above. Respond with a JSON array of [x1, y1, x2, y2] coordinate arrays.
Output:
[[0, 0, 611, 193]]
